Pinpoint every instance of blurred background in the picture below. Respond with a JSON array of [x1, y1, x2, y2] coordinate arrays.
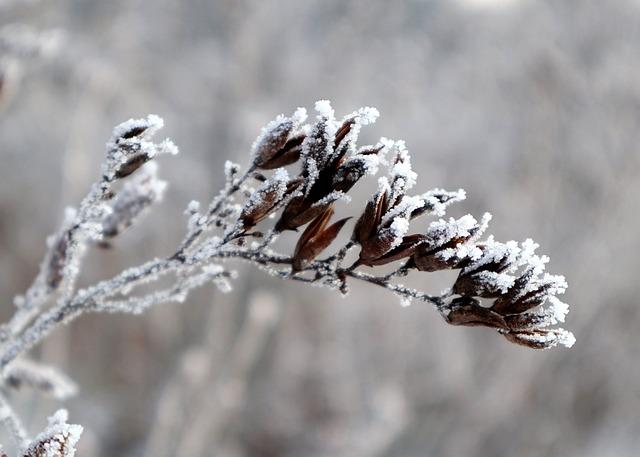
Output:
[[1, 0, 639, 456]]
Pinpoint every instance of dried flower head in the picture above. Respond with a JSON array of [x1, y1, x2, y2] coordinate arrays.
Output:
[[104, 115, 178, 181], [274, 101, 383, 231], [21, 410, 82, 457], [0, 101, 575, 457]]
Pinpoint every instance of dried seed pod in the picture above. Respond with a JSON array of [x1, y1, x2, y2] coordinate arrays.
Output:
[[352, 165, 425, 266], [239, 169, 298, 230], [301, 115, 333, 180], [501, 328, 575, 349], [332, 155, 380, 193], [333, 118, 356, 149], [503, 310, 556, 330], [352, 143, 466, 268], [410, 188, 466, 219], [452, 274, 510, 299], [364, 234, 426, 267], [275, 103, 383, 232], [412, 214, 488, 272], [114, 153, 150, 179], [252, 108, 307, 169], [386, 142, 417, 206], [105, 115, 178, 181], [446, 297, 508, 329], [277, 189, 349, 232], [492, 273, 567, 314], [354, 189, 388, 245], [22, 410, 83, 457], [292, 207, 350, 271], [253, 119, 295, 166], [358, 228, 403, 265], [258, 133, 306, 169]]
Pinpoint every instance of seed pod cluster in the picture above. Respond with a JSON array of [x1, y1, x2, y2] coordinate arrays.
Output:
[[241, 101, 574, 349], [104, 114, 178, 182], [238, 169, 302, 231], [244, 101, 384, 268], [442, 238, 574, 349], [273, 102, 382, 232]]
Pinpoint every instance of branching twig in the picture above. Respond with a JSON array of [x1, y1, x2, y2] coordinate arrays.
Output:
[[0, 101, 575, 454]]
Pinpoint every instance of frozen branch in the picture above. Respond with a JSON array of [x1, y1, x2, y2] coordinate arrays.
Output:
[[0, 102, 575, 453]]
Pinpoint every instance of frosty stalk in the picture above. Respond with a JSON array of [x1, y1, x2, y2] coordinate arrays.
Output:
[[0, 101, 575, 454]]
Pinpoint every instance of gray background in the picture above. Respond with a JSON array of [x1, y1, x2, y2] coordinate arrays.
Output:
[[1, 0, 638, 456]]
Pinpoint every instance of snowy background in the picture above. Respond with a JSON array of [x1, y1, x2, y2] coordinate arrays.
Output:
[[1, 0, 639, 456]]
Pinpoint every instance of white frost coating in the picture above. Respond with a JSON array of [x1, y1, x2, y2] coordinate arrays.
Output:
[[63, 207, 77, 225], [292, 107, 308, 125], [542, 273, 568, 295], [420, 188, 467, 217], [335, 155, 381, 187], [202, 265, 233, 293], [513, 329, 575, 349], [250, 106, 307, 161], [428, 214, 478, 244], [471, 212, 492, 242], [3, 359, 77, 400], [243, 168, 289, 214], [22, 409, 83, 457], [389, 217, 410, 245], [352, 106, 379, 125], [141, 163, 167, 199], [376, 196, 424, 251], [271, 167, 289, 183], [547, 296, 569, 323], [381, 195, 424, 227], [186, 200, 201, 214], [103, 114, 178, 181], [317, 100, 338, 162], [517, 238, 549, 274], [312, 190, 351, 207], [299, 102, 340, 192], [224, 160, 240, 179], [430, 214, 483, 261], [108, 114, 164, 145], [334, 106, 381, 162], [462, 236, 521, 275], [383, 139, 418, 194], [473, 271, 516, 293], [377, 176, 392, 194], [557, 329, 576, 348], [356, 154, 381, 176], [315, 99, 334, 118], [101, 163, 167, 238]]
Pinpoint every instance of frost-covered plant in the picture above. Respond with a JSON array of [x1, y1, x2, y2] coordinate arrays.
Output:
[[0, 101, 574, 453]]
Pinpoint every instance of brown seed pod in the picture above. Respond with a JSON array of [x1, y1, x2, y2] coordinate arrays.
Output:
[[239, 172, 301, 230], [446, 297, 508, 329], [363, 234, 427, 267], [259, 133, 306, 170], [292, 207, 350, 271], [114, 153, 150, 179]]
